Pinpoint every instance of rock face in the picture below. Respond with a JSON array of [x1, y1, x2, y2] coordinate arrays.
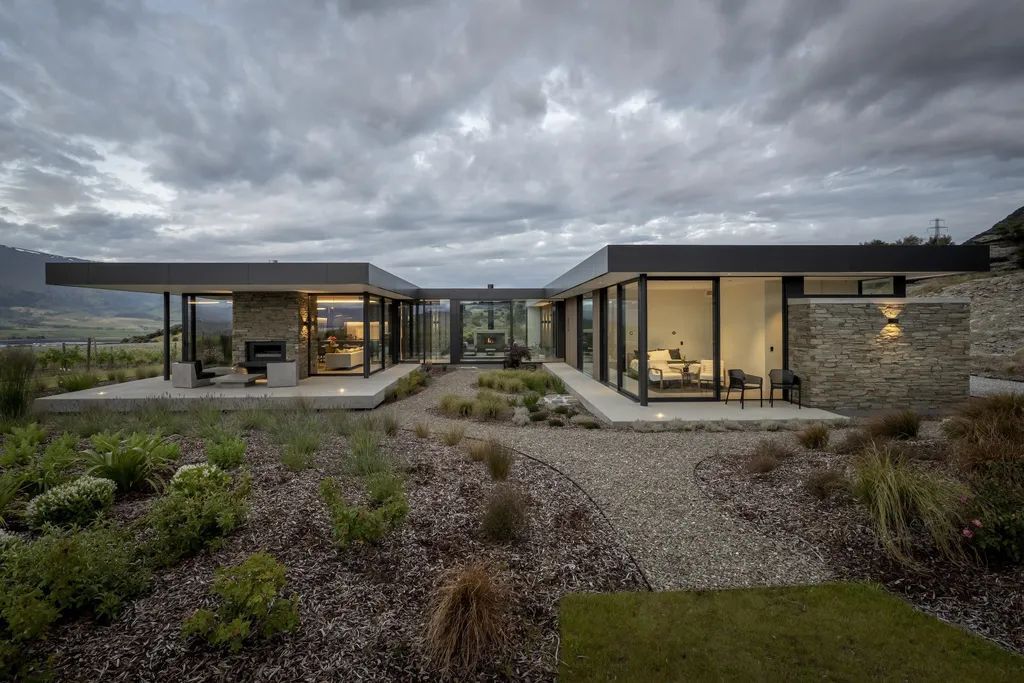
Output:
[[965, 205, 1024, 273], [787, 298, 970, 413], [915, 271, 1024, 356]]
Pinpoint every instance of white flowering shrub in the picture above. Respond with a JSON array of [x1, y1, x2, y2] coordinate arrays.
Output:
[[169, 463, 231, 497], [25, 476, 116, 529]]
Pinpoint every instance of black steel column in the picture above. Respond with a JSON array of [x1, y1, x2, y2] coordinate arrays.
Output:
[[180, 294, 190, 362], [189, 294, 197, 361], [162, 292, 171, 380], [893, 276, 907, 297], [781, 276, 803, 372], [638, 275, 648, 406], [712, 278, 721, 401], [363, 293, 371, 378], [554, 301, 565, 360], [598, 288, 608, 382], [450, 300, 462, 364]]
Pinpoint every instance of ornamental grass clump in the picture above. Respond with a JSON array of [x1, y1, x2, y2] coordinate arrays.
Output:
[[484, 442, 513, 481], [414, 421, 431, 438], [440, 394, 475, 418], [481, 484, 528, 543], [425, 563, 506, 674], [58, 372, 99, 392], [0, 348, 36, 420], [182, 553, 299, 652], [146, 463, 250, 566], [751, 437, 796, 461], [81, 430, 179, 493], [347, 427, 391, 475], [24, 476, 116, 529], [472, 391, 509, 421], [441, 425, 466, 446], [744, 453, 779, 474], [866, 409, 921, 441], [797, 423, 830, 450], [805, 467, 849, 500], [852, 442, 968, 565], [943, 393, 1024, 470]]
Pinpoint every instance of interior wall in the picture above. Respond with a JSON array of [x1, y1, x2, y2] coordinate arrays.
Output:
[[646, 283, 714, 361], [721, 278, 782, 381]]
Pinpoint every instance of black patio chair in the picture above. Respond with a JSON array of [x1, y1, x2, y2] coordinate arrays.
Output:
[[769, 369, 802, 408], [724, 369, 762, 409]]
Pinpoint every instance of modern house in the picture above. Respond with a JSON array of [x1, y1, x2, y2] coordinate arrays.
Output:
[[46, 244, 988, 413]]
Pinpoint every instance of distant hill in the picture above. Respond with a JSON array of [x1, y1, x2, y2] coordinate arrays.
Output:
[[0, 244, 164, 341], [964, 205, 1024, 272]]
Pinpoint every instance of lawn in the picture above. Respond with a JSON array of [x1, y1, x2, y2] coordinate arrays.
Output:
[[560, 583, 1024, 682]]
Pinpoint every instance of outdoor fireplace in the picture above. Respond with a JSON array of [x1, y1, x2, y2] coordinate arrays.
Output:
[[475, 331, 506, 352], [242, 340, 287, 371]]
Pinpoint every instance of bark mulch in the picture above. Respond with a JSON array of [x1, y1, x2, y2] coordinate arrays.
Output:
[[695, 431, 1024, 655], [46, 427, 644, 681]]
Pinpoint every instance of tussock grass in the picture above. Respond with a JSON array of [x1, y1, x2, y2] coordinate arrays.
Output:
[[805, 467, 848, 500], [414, 421, 431, 438], [751, 437, 795, 461], [0, 347, 36, 420], [440, 394, 475, 417], [472, 391, 509, 421], [797, 423, 830, 450], [484, 442, 513, 481], [425, 564, 506, 674], [942, 393, 1024, 469], [744, 453, 779, 474], [347, 427, 391, 475], [852, 442, 968, 565], [441, 425, 466, 446], [481, 484, 528, 543], [866, 410, 921, 441]]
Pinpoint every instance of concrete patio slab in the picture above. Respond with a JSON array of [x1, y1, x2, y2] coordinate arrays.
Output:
[[34, 364, 421, 412], [543, 362, 846, 427]]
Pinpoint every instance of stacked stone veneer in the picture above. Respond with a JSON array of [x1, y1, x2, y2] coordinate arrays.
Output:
[[232, 292, 310, 379], [787, 297, 970, 413]]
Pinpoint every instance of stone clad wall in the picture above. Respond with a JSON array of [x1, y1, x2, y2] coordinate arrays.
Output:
[[232, 292, 310, 379], [787, 297, 970, 413]]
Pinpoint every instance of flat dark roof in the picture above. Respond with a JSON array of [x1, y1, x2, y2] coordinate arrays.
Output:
[[45, 244, 989, 299]]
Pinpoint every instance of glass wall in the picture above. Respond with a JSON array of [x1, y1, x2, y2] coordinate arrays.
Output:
[[622, 282, 640, 396], [720, 277, 782, 389], [368, 296, 383, 371], [461, 301, 512, 362], [190, 296, 233, 366], [313, 295, 366, 375], [424, 300, 451, 362], [580, 294, 594, 375], [645, 280, 715, 399], [382, 299, 393, 368], [605, 287, 617, 386]]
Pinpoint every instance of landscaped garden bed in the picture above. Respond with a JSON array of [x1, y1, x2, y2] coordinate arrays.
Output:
[[0, 402, 643, 680], [696, 400, 1024, 654]]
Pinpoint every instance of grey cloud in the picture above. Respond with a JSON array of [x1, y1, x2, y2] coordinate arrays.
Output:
[[0, 0, 1022, 286]]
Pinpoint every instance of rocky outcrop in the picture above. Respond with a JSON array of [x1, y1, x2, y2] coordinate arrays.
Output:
[[965, 205, 1024, 272], [914, 271, 1024, 356]]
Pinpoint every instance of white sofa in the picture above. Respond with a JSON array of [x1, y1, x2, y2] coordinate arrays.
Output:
[[629, 350, 691, 388], [325, 348, 363, 369]]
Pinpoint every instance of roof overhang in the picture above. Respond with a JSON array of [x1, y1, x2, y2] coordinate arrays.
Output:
[[543, 244, 990, 298]]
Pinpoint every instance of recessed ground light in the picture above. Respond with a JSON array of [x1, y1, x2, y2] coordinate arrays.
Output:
[[656, 412, 665, 419], [97, 391, 106, 395], [337, 388, 345, 393]]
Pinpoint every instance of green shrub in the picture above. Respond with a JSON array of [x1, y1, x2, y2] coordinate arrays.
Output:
[[24, 476, 116, 529], [81, 431, 179, 493], [866, 410, 921, 441], [797, 423, 830, 450], [852, 443, 967, 564], [1, 422, 46, 467], [414, 421, 431, 438], [207, 435, 246, 469], [18, 432, 78, 495], [320, 477, 408, 548], [484, 442, 513, 481], [805, 467, 848, 500], [58, 372, 99, 392], [441, 425, 465, 446], [0, 523, 148, 671], [147, 464, 249, 566], [366, 471, 405, 506], [393, 370, 428, 399], [473, 391, 509, 421], [528, 410, 548, 422], [967, 459, 1024, 564], [440, 394, 475, 417], [0, 348, 36, 420], [570, 415, 601, 429], [546, 417, 564, 427], [347, 427, 390, 475], [0, 473, 24, 526], [182, 553, 299, 652], [481, 484, 527, 543]]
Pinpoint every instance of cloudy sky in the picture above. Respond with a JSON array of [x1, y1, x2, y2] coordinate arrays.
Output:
[[1, 0, 1022, 286]]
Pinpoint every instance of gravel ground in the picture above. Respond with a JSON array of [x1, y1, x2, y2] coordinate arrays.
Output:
[[389, 368, 831, 590], [971, 374, 1024, 396]]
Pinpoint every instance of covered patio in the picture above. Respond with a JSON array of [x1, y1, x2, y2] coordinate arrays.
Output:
[[544, 363, 845, 427], [34, 364, 420, 413]]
